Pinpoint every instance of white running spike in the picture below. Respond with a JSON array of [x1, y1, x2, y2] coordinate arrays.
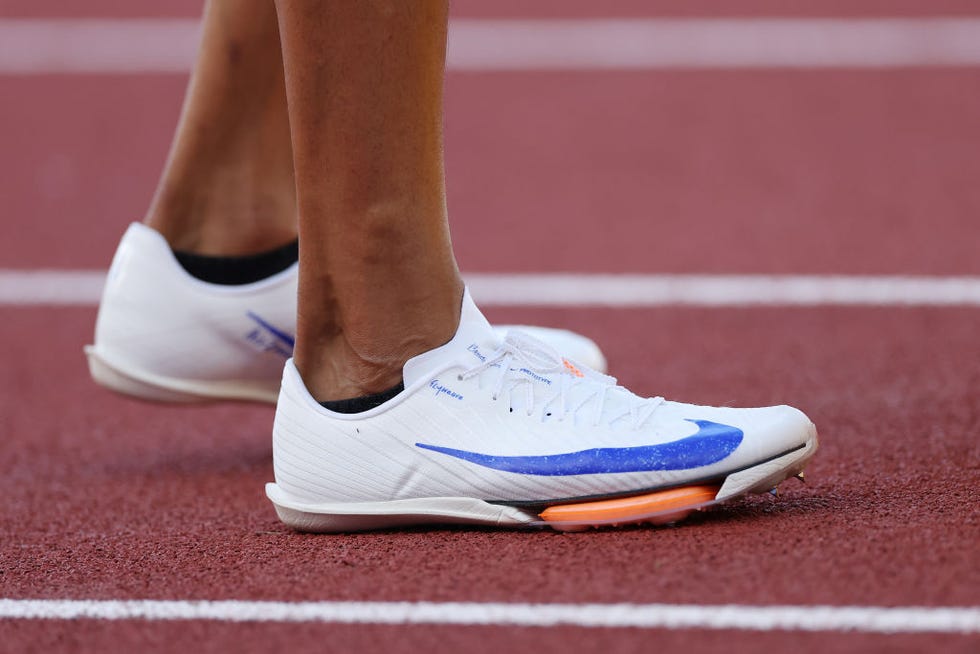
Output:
[[268, 288, 819, 532]]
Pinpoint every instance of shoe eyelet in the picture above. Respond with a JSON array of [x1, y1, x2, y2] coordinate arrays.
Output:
[[457, 374, 463, 381]]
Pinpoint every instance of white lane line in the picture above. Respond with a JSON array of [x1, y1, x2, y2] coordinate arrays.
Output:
[[449, 18, 980, 70], [466, 273, 980, 306], [0, 599, 977, 634], [0, 270, 106, 305], [3, 270, 980, 307], [0, 19, 199, 74], [3, 18, 980, 74]]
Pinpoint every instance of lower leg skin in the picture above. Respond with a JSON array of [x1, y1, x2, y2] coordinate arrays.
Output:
[[276, 0, 463, 400], [145, 0, 296, 255]]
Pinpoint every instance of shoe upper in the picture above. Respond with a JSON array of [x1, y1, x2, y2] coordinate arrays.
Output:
[[90, 223, 299, 402], [272, 289, 815, 505]]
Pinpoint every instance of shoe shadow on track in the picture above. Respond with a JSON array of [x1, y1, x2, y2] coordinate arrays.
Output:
[[675, 492, 842, 529]]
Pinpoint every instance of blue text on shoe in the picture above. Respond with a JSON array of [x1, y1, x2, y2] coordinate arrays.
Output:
[[245, 311, 295, 358]]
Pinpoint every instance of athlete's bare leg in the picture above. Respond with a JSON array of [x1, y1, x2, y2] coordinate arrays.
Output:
[[145, 0, 296, 255], [275, 1, 463, 401]]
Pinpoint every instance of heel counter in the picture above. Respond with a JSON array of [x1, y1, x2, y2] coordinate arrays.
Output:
[[271, 361, 321, 496], [92, 223, 178, 351]]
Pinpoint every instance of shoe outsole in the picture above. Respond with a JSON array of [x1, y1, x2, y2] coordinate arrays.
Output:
[[265, 425, 818, 533], [85, 346, 279, 405]]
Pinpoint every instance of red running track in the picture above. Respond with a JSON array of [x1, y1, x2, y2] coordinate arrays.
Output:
[[1, 1, 979, 652], [1, 307, 978, 651], [6, 0, 980, 18], [3, 70, 980, 274]]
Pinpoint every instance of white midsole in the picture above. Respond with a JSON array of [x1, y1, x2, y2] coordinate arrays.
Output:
[[265, 486, 538, 531]]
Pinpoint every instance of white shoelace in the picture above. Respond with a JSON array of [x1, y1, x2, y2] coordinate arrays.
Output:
[[459, 331, 664, 429]]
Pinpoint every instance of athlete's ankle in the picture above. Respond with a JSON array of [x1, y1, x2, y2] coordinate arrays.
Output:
[[145, 193, 296, 256], [295, 322, 459, 403], [295, 345, 406, 403]]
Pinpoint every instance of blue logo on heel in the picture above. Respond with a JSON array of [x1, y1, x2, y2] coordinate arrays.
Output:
[[245, 312, 295, 358]]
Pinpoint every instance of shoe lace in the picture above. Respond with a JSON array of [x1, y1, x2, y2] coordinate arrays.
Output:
[[459, 331, 664, 429]]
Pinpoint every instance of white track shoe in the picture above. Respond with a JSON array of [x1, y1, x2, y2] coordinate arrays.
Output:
[[85, 223, 607, 404], [267, 289, 818, 532]]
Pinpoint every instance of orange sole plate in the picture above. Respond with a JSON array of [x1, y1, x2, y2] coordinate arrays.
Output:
[[538, 484, 722, 532]]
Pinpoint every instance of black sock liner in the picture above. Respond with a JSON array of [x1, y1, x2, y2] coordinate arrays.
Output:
[[320, 381, 405, 414], [173, 239, 298, 285]]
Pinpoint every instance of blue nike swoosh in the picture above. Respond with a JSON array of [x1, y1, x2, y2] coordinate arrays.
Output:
[[415, 419, 743, 476]]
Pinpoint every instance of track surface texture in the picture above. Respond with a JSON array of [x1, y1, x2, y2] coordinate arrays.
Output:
[[1, 0, 978, 652]]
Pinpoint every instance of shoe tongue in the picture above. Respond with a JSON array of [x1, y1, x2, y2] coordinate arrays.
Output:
[[402, 288, 500, 386]]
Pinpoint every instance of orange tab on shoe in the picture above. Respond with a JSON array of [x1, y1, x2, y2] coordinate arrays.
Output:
[[539, 484, 721, 531], [562, 358, 585, 378]]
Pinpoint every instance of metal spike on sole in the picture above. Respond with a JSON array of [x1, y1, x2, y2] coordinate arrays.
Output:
[[793, 471, 806, 483], [768, 487, 779, 497]]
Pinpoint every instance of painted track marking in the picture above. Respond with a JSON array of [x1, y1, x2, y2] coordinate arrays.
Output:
[[3, 18, 980, 73], [3, 270, 980, 307], [0, 599, 977, 634], [466, 274, 980, 307]]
